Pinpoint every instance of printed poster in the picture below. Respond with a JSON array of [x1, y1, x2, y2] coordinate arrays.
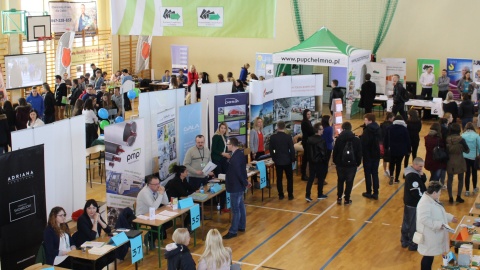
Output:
[[446, 58, 472, 90], [171, 45, 188, 76], [157, 108, 177, 181], [381, 58, 406, 95], [48, 1, 97, 35], [105, 119, 145, 227], [255, 53, 273, 79], [365, 62, 386, 95], [417, 59, 440, 96], [178, 103, 202, 165], [214, 93, 249, 148]]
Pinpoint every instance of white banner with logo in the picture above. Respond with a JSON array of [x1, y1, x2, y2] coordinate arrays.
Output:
[[381, 58, 407, 95], [365, 62, 387, 95]]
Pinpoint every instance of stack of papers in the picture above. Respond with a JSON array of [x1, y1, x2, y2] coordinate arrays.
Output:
[[88, 245, 115, 255], [189, 193, 209, 200], [154, 210, 179, 220], [80, 241, 104, 248]]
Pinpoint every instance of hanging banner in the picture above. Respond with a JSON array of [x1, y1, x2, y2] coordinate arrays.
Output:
[[171, 45, 188, 76], [48, 1, 97, 36], [178, 103, 202, 165], [105, 119, 145, 228], [134, 36, 153, 74], [157, 108, 177, 181], [255, 53, 273, 79], [447, 58, 473, 90], [417, 59, 440, 97], [55, 31, 75, 77], [365, 62, 387, 95], [214, 93, 249, 148], [0, 145, 46, 270], [0, 69, 6, 101], [111, 0, 275, 38], [381, 58, 406, 95]]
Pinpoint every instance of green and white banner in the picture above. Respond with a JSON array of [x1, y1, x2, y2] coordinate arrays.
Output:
[[111, 0, 276, 38]]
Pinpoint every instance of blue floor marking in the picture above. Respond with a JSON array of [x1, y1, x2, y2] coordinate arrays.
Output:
[[239, 166, 364, 262], [319, 183, 405, 270]]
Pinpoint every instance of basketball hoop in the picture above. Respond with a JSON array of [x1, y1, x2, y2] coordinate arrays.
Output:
[[37, 36, 52, 41]]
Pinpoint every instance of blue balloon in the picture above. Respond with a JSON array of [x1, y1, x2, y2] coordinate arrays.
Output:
[[98, 108, 109, 119], [127, 89, 136, 99], [115, 116, 124, 123]]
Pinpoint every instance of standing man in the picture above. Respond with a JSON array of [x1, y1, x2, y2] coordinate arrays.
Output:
[[183, 135, 214, 190], [333, 122, 362, 205], [111, 87, 123, 117], [81, 84, 96, 102], [361, 113, 381, 200], [223, 137, 251, 239], [392, 74, 408, 120], [437, 69, 450, 100], [54, 75, 67, 121], [121, 69, 133, 85], [239, 63, 250, 84], [329, 79, 344, 115], [305, 123, 328, 202], [401, 157, 427, 251], [136, 176, 170, 248], [360, 73, 376, 113], [269, 121, 295, 200], [419, 65, 435, 100], [96, 83, 107, 105], [94, 70, 104, 90]]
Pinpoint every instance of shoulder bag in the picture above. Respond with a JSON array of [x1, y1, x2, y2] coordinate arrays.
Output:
[[433, 137, 448, 162]]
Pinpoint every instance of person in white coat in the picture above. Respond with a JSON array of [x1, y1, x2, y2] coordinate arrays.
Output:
[[416, 181, 458, 270]]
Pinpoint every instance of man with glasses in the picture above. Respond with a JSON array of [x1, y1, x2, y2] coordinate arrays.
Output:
[[136, 176, 169, 248], [183, 135, 214, 190], [305, 123, 328, 202]]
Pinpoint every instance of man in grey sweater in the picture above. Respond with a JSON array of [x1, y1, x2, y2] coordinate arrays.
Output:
[[183, 135, 214, 190], [437, 69, 450, 100]]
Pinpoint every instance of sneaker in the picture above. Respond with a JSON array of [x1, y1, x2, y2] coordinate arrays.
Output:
[[465, 191, 470, 197], [288, 195, 294, 200], [279, 194, 285, 200], [362, 192, 372, 199], [223, 233, 237, 239], [394, 180, 400, 184], [305, 197, 312, 202], [442, 185, 447, 190], [389, 177, 393, 185], [344, 199, 352, 205], [337, 198, 342, 205], [456, 196, 465, 203], [384, 170, 390, 177], [318, 194, 328, 200], [475, 187, 479, 193]]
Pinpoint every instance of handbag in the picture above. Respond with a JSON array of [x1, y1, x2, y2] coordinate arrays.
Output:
[[432, 137, 448, 162], [412, 231, 424, 244]]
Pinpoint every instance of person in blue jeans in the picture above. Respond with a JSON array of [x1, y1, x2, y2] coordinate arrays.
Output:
[[223, 137, 251, 239]]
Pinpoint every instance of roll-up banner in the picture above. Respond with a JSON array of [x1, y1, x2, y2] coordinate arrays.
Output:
[[446, 58, 473, 90], [48, 1, 97, 36], [157, 108, 177, 181], [55, 31, 75, 77], [135, 36, 153, 74], [214, 93, 249, 148], [0, 145, 46, 270], [171, 45, 189, 76], [365, 62, 387, 94], [381, 58, 406, 95], [417, 59, 440, 96], [178, 103, 202, 165], [255, 53, 273, 79], [105, 119, 145, 227]]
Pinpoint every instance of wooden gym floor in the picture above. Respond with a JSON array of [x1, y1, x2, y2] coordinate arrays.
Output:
[[86, 107, 474, 269]]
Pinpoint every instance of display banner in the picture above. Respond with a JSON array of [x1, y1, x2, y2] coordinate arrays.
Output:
[[111, 0, 275, 38], [381, 58, 406, 95], [0, 69, 6, 101], [135, 36, 153, 74], [157, 108, 177, 181], [417, 59, 440, 96], [0, 145, 46, 270], [214, 93, 249, 148], [365, 62, 387, 94], [105, 119, 145, 228], [447, 58, 473, 90], [171, 45, 189, 75], [48, 1, 97, 35], [178, 103, 202, 165], [55, 31, 75, 77], [255, 53, 273, 79]]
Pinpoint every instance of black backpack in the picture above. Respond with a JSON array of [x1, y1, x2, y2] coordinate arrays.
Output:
[[342, 140, 356, 165], [401, 88, 410, 102]]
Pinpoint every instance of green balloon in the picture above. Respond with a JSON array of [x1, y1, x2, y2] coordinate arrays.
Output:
[[99, 120, 110, 130], [134, 88, 140, 97]]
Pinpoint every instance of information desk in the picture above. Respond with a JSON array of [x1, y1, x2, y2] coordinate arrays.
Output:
[[149, 82, 170, 91], [247, 158, 275, 200], [469, 195, 480, 216], [132, 205, 194, 268], [68, 235, 125, 270], [26, 264, 70, 270], [450, 215, 480, 248]]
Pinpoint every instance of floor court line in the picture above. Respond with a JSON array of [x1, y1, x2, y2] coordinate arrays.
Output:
[[245, 204, 320, 216], [191, 253, 261, 267], [252, 178, 366, 270], [319, 183, 405, 269]]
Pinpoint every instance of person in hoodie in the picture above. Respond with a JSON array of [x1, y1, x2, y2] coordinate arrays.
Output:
[[461, 122, 480, 197], [360, 113, 381, 200], [401, 157, 427, 251], [164, 228, 196, 270], [458, 93, 475, 129], [384, 115, 411, 185], [446, 123, 469, 203], [332, 121, 362, 205], [329, 79, 344, 115], [26, 87, 44, 119]]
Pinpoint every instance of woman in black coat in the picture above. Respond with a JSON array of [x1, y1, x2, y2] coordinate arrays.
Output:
[[43, 83, 56, 124], [404, 109, 422, 168], [75, 199, 111, 247], [384, 115, 411, 184], [300, 109, 315, 181], [458, 93, 475, 129], [442, 91, 458, 124]]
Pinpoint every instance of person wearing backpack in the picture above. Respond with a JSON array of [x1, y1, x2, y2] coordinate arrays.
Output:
[[305, 122, 328, 202], [332, 122, 362, 205], [392, 74, 408, 120], [360, 113, 381, 200]]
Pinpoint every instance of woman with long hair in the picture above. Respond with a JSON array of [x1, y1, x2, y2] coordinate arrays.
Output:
[[75, 199, 111, 247], [169, 75, 179, 89], [83, 98, 98, 148], [446, 123, 469, 203], [3, 100, 16, 133], [164, 228, 196, 269], [43, 206, 75, 267], [72, 99, 84, 117], [187, 65, 199, 90], [300, 109, 314, 181], [232, 80, 244, 93], [457, 70, 474, 95], [249, 117, 265, 161], [404, 109, 422, 168], [442, 92, 458, 124], [197, 229, 232, 270], [424, 123, 447, 183], [43, 82, 56, 124], [27, 109, 45, 128], [380, 112, 395, 177], [461, 122, 480, 196], [15, 97, 31, 130], [212, 122, 230, 176]]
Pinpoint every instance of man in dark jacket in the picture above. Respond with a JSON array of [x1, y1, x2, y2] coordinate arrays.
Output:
[[333, 122, 362, 205], [223, 137, 251, 239], [269, 121, 296, 200], [360, 73, 376, 113], [305, 122, 328, 202], [329, 79, 344, 115], [401, 157, 427, 251], [392, 74, 408, 120], [361, 113, 381, 200]]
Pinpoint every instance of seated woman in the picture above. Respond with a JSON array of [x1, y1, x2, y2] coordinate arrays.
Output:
[[27, 109, 45, 128], [165, 165, 196, 228], [75, 199, 111, 246], [44, 206, 76, 267], [164, 228, 196, 269], [197, 229, 233, 270]]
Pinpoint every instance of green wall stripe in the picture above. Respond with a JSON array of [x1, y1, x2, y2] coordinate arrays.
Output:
[[117, 0, 138, 35], [141, 0, 155, 35]]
